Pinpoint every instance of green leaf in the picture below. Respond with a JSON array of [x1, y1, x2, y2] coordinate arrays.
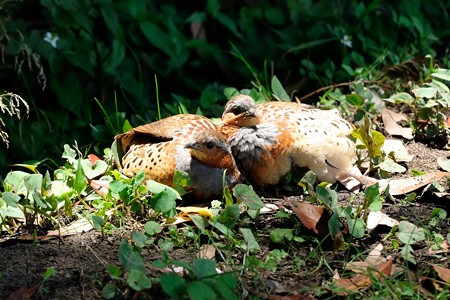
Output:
[[269, 228, 293, 244], [187, 281, 217, 300], [190, 214, 208, 231], [365, 183, 382, 212], [214, 273, 238, 299], [217, 204, 240, 229], [100, 5, 123, 38], [140, 21, 170, 53], [74, 161, 87, 194], [24, 174, 43, 195], [147, 180, 181, 199], [239, 228, 260, 252], [42, 267, 56, 282], [346, 94, 364, 106], [160, 273, 187, 298], [412, 87, 437, 99], [192, 258, 217, 279], [347, 218, 366, 238], [173, 170, 192, 196], [271, 75, 290, 102], [106, 39, 126, 72], [102, 283, 118, 299], [214, 12, 242, 39], [91, 215, 104, 230], [232, 184, 264, 210], [210, 221, 235, 238], [132, 231, 149, 248], [2, 192, 21, 207], [81, 159, 108, 179], [398, 221, 425, 245], [106, 264, 122, 279], [62, 144, 77, 165], [400, 244, 416, 264], [109, 180, 132, 204], [316, 185, 338, 212], [144, 220, 162, 236], [378, 160, 406, 173], [128, 269, 152, 291], [431, 68, 450, 82], [132, 170, 146, 189], [149, 185, 178, 217], [118, 239, 145, 272]]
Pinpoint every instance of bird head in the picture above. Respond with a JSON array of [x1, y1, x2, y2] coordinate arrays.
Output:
[[222, 94, 259, 127], [184, 130, 237, 171]]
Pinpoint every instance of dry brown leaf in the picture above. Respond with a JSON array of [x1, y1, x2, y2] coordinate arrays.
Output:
[[198, 244, 216, 259], [88, 154, 101, 165], [381, 109, 414, 139], [337, 165, 364, 192], [88, 179, 110, 198], [287, 201, 329, 236], [47, 217, 93, 237], [379, 171, 449, 195], [347, 244, 385, 274], [432, 264, 450, 283], [6, 283, 40, 300], [335, 259, 393, 294], [428, 240, 449, 255], [260, 203, 280, 214], [367, 211, 399, 230]]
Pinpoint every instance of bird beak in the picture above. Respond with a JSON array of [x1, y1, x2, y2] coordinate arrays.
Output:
[[225, 110, 258, 124], [184, 142, 201, 151]]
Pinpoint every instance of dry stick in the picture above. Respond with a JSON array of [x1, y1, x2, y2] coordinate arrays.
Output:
[[296, 80, 374, 103]]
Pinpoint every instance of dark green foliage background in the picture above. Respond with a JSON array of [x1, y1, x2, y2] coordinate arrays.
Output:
[[0, 0, 449, 180]]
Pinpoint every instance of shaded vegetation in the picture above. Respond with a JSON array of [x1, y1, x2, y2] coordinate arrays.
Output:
[[1, 0, 450, 178]]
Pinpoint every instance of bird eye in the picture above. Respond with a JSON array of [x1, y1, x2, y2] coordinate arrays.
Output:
[[232, 107, 242, 114], [206, 142, 214, 149]]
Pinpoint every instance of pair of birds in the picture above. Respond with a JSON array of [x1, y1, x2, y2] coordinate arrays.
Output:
[[115, 94, 357, 200]]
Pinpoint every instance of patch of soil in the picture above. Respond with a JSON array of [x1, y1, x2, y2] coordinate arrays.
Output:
[[0, 230, 136, 299], [1, 139, 449, 299]]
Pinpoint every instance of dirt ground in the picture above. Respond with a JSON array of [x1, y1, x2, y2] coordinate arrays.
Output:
[[1, 140, 449, 299]]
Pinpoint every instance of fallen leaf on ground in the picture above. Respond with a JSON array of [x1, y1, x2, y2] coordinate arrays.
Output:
[[88, 179, 110, 197], [381, 109, 413, 139], [337, 166, 363, 192], [367, 211, 399, 230], [286, 201, 329, 236], [334, 259, 393, 295], [198, 244, 216, 259], [260, 203, 280, 214], [432, 264, 450, 283], [6, 283, 40, 300], [379, 171, 449, 195], [177, 206, 214, 218], [347, 244, 385, 274], [428, 240, 449, 255], [437, 157, 450, 172], [381, 139, 414, 162], [47, 217, 93, 236]]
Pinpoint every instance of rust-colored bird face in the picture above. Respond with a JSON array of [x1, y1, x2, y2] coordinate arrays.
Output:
[[184, 129, 236, 171], [222, 94, 259, 127]]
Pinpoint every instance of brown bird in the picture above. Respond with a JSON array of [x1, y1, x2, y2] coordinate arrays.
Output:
[[221, 94, 356, 186], [115, 114, 242, 200]]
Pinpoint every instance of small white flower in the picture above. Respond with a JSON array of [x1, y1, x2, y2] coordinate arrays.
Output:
[[44, 32, 59, 48], [340, 35, 352, 48]]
